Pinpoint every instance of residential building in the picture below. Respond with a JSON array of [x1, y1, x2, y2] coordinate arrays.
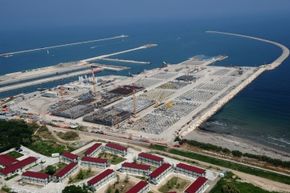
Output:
[[85, 143, 102, 157], [54, 162, 78, 182], [0, 154, 18, 168], [87, 169, 116, 190], [175, 163, 205, 178], [22, 171, 50, 185], [184, 177, 208, 193], [81, 156, 109, 169], [126, 181, 150, 193], [138, 152, 164, 166], [121, 162, 150, 176], [60, 152, 79, 163], [105, 143, 127, 156], [149, 163, 172, 184], [0, 156, 37, 178]]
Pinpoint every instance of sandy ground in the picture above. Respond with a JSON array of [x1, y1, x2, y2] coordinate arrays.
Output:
[[185, 130, 290, 161]]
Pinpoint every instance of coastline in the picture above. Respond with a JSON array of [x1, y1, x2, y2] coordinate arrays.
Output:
[[185, 129, 290, 161]]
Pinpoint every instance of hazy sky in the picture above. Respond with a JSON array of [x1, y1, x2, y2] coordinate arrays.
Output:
[[1, 0, 290, 29]]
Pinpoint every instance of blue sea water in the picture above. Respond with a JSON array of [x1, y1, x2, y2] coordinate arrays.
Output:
[[0, 17, 289, 152]]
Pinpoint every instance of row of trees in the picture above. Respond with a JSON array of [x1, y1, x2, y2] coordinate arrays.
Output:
[[183, 139, 290, 169]]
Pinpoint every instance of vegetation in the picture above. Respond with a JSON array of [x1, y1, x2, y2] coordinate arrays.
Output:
[[210, 172, 279, 193], [6, 150, 23, 158], [62, 185, 91, 193], [1, 185, 12, 193], [0, 119, 35, 152], [44, 165, 57, 175], [99, 152, 125, 165], [106, 174, 133, 193], [150, 145, 290, 185], [159, 177, 189, 193], [69, 168, 95, 183], [56, 131, 79, 141], [29, 139, 73, 156], [0, 120, 74, 157], [149, 144, 167, 151], [44, 162, 66, 175], [184, 139, 290, 169], [5, 174, 18, 181]]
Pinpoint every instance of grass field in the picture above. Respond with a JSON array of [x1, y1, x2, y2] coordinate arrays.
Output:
[[106, 175, 134, 193], [99, 152, 125, 165], [29, 139, 74, 156], [150, 145, 290, 185], [159, 176, 190, 193], [69, 169, 96, 184], [6, 151, 23, 158], [210, 172, 279, 193]]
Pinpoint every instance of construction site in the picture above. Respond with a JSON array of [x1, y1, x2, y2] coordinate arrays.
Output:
[[1, 53, 263, 143]]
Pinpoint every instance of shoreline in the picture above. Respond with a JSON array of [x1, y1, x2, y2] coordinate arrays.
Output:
[[185, 129, 290, 161]]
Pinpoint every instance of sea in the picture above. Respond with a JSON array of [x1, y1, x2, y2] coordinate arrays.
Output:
[[0, 16, 290, 153]]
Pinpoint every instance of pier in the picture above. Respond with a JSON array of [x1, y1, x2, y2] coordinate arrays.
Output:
[[179, 31, 290, 138], [0, 35, 128, 57], [0, 44, 156, 94]]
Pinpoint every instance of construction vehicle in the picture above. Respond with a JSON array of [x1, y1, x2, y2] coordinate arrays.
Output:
[[165, 101, 174, 109]]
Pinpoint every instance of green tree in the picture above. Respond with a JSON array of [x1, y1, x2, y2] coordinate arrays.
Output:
[[62, 185, 89, 193], [45, 165, 56, 175], [221, 184, 240, 193], [232, 150, 243, 158]]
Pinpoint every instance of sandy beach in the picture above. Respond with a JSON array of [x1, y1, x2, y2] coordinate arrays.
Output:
[[185, 129, 290, 161]]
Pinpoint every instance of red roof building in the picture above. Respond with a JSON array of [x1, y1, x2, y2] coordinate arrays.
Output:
[[54, 162, 78, 182], [85, 143, 102, 156], [81, 156, 109, 169], [126, 181, 149, 193], [87, 169, 116, 190], [185, 177, 208, 193], [0, 156, 37, 177], [0, 154, 18, 167], [22, 171, 50, 185], [61, 152, 79, 163], [105, 143, 127, 156], [138, 152, 164, 166], [149, 163, 172, 184], [121, 162, 151, 175], [175, 163, 205, 177]]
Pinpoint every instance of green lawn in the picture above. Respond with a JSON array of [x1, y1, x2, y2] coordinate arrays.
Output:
[[210, 172, 279, 193], [150, 145, 290, 185], [6, 151, 23, 158]]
